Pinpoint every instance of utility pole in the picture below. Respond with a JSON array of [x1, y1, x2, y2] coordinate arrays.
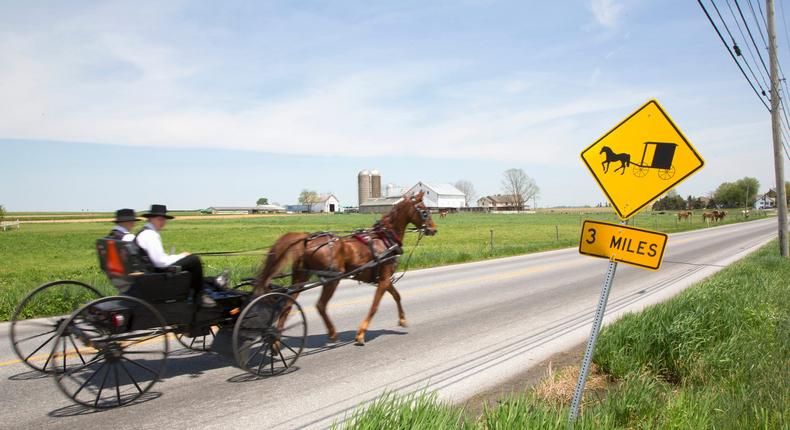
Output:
[[768, 0, 789, 258]]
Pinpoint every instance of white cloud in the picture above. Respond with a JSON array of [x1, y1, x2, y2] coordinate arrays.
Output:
[[589, 0, 624, 28]]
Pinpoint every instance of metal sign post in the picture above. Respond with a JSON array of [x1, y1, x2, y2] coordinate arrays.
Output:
[[567, 223, 622, 423], [569, 99, 705, 426]]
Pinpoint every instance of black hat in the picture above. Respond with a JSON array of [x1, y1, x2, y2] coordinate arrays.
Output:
[[113, 208, 140, 223], [142, 204, 174, 219]]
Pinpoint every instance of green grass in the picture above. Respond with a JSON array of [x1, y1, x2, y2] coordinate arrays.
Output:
[[0, 210, 769, 321], [338, 241, 790, 429]]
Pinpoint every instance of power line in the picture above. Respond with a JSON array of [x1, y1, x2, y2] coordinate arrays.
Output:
[[722, 0, 770, 91], [698, 0, 771, 110], [734, 0, 771, 77]]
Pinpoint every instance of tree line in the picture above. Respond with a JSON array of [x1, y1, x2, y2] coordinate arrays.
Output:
[[652, 177, 790, 211]]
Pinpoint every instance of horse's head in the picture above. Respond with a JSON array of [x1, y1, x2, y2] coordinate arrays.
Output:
[[599, 146, 610, 154], [405, 192, 437, 236]]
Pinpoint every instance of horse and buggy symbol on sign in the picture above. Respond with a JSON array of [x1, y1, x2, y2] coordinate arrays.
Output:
[[600, 141, 677, 180]]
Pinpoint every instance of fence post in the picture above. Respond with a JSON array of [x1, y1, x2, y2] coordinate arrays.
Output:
[[489, 229, 494, 253], [556, 225, 560, 241]]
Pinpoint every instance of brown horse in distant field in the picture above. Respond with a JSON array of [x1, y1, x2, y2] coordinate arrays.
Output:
[[677, 210, 693, 221], [438, 210, 448, 219], [255, 192, 437, 345], [714, 210, 727, 221], [702, 211, 716, 222]]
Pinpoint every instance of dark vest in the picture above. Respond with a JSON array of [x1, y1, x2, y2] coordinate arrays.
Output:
[[107, 227, 127, 240]]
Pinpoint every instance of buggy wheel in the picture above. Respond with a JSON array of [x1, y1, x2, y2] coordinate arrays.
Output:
[[233, 293, 307, 377], [176, 325, 219, 352], [54, 296, 168, 409], [657, 165, 675, 180], [11, 281, 102, 374], [632, 165, 649, 177]]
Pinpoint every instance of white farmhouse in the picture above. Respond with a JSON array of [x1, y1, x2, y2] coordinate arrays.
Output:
[[406, 182, 465, 209], [311, 194, 341, 213]]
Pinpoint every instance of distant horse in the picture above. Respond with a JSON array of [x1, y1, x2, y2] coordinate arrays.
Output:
[[438, 210, 447, 219], [255, 192, 437, 345], [714, 210, 727, 221], [677, 210, 693, 221], [600, 146, 631, 175], [702, 211, 716, 222]]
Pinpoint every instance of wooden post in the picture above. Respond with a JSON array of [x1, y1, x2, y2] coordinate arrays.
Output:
[[489, 229, 494, 253]]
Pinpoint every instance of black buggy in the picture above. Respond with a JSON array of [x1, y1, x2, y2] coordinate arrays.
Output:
[[9, 238, 309, 409]]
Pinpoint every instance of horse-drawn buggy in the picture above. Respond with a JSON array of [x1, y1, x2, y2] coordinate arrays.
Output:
[[9, 193, 436, 409]]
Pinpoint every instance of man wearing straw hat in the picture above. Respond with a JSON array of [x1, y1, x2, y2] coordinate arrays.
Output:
[[107, 208, 139, 241], [135, 204, 215, 307]]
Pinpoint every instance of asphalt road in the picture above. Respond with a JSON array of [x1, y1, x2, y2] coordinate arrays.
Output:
[[0, 218, 778, 429]]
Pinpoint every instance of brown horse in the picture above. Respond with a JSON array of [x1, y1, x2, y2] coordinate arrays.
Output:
[[702, 211, 716, 222], [677, 210, 693, 221], [714, 210, 727, 221], [254, 192, 437, 345]]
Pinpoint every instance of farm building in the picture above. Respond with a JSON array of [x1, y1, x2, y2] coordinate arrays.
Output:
[[311, 195, 341, 213], [205, 205, 285, 214], [477, 194, 521, 211], [359, 196, 402, 214], [405, 182, 465, 209], [755, 191, 776, 209]]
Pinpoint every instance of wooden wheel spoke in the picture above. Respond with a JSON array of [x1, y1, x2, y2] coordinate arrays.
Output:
[[277, 348, 288, 368], [23, 333, 59, 361], [120, 356, 160, 376], [113, 364, 123, 406], [70, 361, 106, 399], [118, 361, 143, 393], [69, 336, 87, 364], [15, 329, 58, 344], [94, 363, 111, 407], [282, 342, 298, 356], [249, 341, 269, 369]]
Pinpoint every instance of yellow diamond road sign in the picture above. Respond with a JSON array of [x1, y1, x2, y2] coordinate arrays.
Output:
[[581, 99, 704, 220]]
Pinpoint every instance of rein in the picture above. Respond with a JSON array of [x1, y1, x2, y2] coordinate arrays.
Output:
[[390, 229, 425, 285]]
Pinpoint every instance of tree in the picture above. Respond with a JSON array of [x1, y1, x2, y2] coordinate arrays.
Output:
[[501, 168, 539, 211], [0, 205, 5, 222], [298, 189, 319, 213], [256, 197, 269, 205], [454, 180, 476, 207], [713, 177, 760, 208], [652, 189, 685, 211]]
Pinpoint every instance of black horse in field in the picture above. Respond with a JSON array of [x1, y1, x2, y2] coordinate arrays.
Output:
[[600, 146, 630, 175]]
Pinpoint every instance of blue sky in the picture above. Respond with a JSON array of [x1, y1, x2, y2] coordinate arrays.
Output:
[[0, 0, 786, 211]]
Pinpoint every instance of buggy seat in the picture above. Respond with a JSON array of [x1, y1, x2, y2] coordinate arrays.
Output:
[[96, 238, 192, 304]]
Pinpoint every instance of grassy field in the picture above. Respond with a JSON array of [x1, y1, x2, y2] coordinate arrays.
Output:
[[0, 209, 770, 321], [337, 241, 790, 429]]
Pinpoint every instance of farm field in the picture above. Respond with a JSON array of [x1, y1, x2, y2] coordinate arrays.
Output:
[[0, 210, 770, 321], [340, 240, 790, 429]]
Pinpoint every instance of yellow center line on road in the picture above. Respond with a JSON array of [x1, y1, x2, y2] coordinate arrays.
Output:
[[0, 333, 176, 368], [299, 258, 586, 314], [0, 258, 582, 368]]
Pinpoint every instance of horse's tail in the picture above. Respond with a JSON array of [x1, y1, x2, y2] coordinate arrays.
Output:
[[254, 232, 309, 295]]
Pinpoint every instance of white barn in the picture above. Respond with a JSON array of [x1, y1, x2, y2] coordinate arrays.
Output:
[[406, 182, 465, 209], [311, 194, 341, 213]]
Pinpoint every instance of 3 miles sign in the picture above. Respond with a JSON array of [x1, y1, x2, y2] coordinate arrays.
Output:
[[578, 220, 668, 271]]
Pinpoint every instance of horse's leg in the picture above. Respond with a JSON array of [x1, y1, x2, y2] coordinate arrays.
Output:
[[602, 160, 609, 173], [386, 285, 407, 327], [315, 280, 340, 342], [355, 274, 392, 346]]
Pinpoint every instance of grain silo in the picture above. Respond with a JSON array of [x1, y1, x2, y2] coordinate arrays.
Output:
[[358, 170, 371, 206], [370, 169, 382, 198]]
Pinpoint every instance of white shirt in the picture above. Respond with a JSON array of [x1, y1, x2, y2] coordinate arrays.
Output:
[[135, 223, 188, 268], [111, 226, 136, 242]]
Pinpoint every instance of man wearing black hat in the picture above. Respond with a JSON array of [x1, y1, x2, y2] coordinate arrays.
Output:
[[108, 208, 139, 241], [135, 204, 215, 307]]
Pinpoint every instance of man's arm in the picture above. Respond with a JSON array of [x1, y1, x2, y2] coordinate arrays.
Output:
[[136, 230, 186, 267]]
